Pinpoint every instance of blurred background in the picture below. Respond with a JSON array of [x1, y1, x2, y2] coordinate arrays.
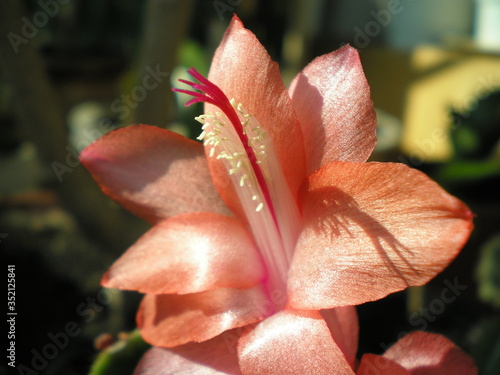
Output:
[[1, 0, 499, 374]]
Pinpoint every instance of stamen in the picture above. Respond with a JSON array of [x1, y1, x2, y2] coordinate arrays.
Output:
[[239, 175, 247, 187], [172, 68, 303, 301], [172, 68, 279, 228]]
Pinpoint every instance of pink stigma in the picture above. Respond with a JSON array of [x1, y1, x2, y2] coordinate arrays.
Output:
[[173, 68, 280, 231]]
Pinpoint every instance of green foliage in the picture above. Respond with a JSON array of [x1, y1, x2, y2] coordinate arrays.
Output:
[[471, 317, 500, 375], [170, 39, 211, 140], [178, 39, 210, 76], [476, 235, 500, 309], [436, 160, 500, 183], [450, 91, 500, 160], [88, 330, 150, 375]]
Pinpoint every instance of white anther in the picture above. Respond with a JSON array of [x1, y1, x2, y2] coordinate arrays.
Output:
[[239, 175, 247, 187]]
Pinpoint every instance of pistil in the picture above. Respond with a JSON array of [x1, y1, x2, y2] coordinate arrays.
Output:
[[175, 68, 279, 228], [173, 68, 301, 307]]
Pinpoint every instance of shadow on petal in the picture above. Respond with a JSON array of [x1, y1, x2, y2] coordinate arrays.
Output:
[[288, 72, 326, 175], [289, 161, 473, 309], [308, 186, 419, 286]]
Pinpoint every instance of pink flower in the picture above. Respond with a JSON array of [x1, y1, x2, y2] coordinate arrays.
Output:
[[81, 15, 474, 374], [357, 331, 477, 375], [134, 329, 478, 375]]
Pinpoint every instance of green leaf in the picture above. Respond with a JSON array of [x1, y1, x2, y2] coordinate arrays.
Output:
[[178, 39, 210, 75], [476, 235, 500, 309], [88, 330, 150, 375], [436, 160, 500, 183], [470, 317, 500, 375]]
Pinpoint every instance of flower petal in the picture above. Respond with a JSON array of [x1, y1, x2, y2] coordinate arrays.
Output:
[[80, 124, 231, 224], [288, 162, 473, 309], [206, 15, 307, 203], [137, 286, 267, 347], [289, 45, 377, 174], [238, 309, 355, 375], [321, 306, 358, 369], [133, 333, 241, 375], [102, 212, 265, 294], [383, 331, 478, 374], [357, 354, 411, 375]]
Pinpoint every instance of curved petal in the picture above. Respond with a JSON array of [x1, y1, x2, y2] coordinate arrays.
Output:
[[289, 45, 377, 174], [80, 124, 231, 224], [238, 309, 355, 375], [357, 354, 410, 375], [321, 306, 358, 369], [383, 331, 478, 374], [102, 212, 265, 294], [133, 333, 242, 375], [289, 162, 473, 309], [137, 286, 267, 348], [206, 15, 307, 206]]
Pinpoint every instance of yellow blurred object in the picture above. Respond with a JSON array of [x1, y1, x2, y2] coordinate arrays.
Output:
[[401, 46, 500, 161]]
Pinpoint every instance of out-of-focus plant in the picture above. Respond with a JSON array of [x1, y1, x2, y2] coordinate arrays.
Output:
[[476, 234, 500, 308], [88, 330, 150, 375], [450, 91, 500, 160], [435, 90, 500, 197]]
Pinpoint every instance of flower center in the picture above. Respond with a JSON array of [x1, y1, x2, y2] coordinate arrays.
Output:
[[174, 68, 301, 308], [195, 103, 269, 214]]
